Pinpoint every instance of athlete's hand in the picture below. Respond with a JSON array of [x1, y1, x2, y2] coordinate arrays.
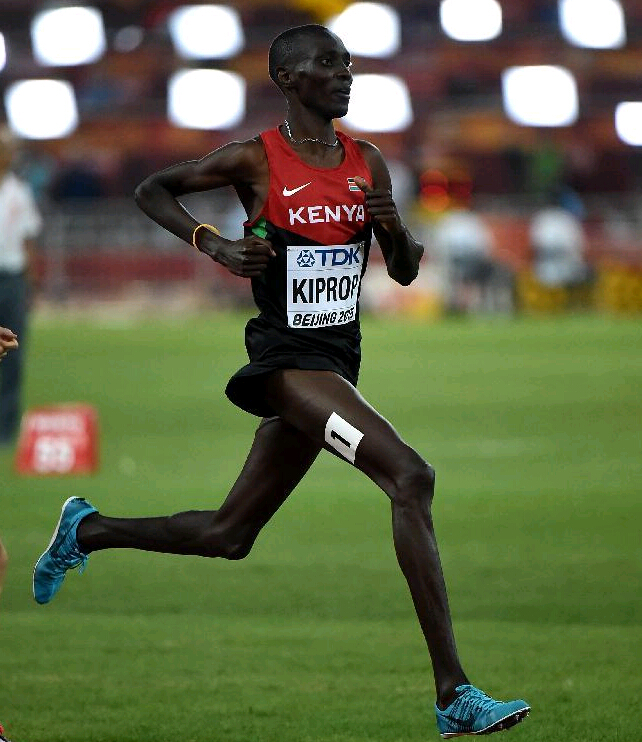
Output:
[[207, 235, 276, 278], [354, 176, 402, 233], [0, 327, 18, 362]]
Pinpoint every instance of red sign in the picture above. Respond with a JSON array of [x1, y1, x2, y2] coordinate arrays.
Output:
[[14, 404, 99, 476]]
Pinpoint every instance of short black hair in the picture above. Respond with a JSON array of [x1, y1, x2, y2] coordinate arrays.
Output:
[[268, 24, 333, 85]]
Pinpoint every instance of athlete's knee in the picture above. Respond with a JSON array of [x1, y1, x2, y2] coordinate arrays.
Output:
[[219, 532, 255, 561], [390, 450, 436, 508], [209, 519, 259, 561]]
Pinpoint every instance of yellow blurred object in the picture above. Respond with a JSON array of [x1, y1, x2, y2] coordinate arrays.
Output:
[[405, 294, 443, 320], [595, 264, 642, 313], [517, 272, 568, 313], [516, 271, 594, 314], [518, 264, 642, 314], [289, 0, 351, 21]]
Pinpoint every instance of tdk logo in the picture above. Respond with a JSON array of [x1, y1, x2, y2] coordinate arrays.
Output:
[[297, 250, 316, 268], [298, 246, 360, 268]]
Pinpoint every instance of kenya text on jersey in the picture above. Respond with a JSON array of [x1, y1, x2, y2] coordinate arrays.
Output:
[[288, 204, 366, 226]]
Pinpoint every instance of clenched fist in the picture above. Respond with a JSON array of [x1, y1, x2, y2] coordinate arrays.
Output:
[[0, 327, 18, 362]]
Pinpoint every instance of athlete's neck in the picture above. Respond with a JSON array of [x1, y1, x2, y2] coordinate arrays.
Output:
[[283, 119, 338, 148]]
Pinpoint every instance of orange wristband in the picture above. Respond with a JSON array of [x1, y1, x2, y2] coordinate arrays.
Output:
[[192, 223, 221, 251]]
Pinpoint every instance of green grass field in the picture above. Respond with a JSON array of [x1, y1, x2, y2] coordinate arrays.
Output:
[[1, 311, 641, 742]]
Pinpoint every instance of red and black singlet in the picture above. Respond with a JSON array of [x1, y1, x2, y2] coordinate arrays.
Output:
[[225, 126, 374, 417]]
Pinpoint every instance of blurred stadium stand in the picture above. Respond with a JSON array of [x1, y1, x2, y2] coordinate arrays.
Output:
[[2, 0, 642, 313]]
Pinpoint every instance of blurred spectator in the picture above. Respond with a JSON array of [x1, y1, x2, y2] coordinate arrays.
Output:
[[51, 158, 107, 201], [0, 127, 43, 446], [15, 147, 56, 208], [529, 189, 592, 288], [431, 203, 513, 314], [528, 135, 566, 201]]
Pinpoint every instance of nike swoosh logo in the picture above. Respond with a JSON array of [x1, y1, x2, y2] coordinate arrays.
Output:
[[283, 182, 312, 197], [441, 712, 476, 731]]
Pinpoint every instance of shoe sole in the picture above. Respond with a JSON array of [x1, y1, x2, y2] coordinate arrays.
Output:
[[32, 496, 80, 602], [440, 707, 530, 738]]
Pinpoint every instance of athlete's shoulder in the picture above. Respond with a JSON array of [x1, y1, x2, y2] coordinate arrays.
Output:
[[352, 138, 386, 169], [352, 139, 391, 189], [352, 138, 382, 156], [198, 136, 267, 180], [209, 135, 264, 160]]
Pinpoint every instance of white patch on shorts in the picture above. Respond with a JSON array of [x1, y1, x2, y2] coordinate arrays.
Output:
[[324, 412, 364, 464]]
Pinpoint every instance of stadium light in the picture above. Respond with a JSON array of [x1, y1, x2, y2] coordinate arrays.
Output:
[[327, 3, 400, 58], [559, 0, 626, 49], [5, 79, 78, 139], [31, 6, 106, 66], [0, 33, 5, 72], [440, 0, 503, 42], [615, 102, 642, 146], [343, 74, 412, 132], [502, 65, 578, 127], [168, 5, 244, 59], [168, 69, 245, 129]]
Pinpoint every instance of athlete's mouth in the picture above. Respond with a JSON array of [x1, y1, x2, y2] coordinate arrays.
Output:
[[334, 87, 351, 99]]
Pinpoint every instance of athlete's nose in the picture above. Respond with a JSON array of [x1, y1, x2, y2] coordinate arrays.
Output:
[[338, 63, 352, 81]]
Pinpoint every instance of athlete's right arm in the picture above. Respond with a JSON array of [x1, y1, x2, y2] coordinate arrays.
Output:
[[134, 140, 275, 277]]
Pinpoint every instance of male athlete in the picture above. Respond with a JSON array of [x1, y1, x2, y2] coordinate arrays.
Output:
[[33, 25, 530, 738]]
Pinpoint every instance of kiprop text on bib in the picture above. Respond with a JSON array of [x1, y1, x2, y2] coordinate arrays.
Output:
[[287, 243, 364, 329]]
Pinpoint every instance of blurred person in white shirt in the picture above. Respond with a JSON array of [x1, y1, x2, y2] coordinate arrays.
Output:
[[0, 127, 42, 445], [432, 199, 509, 313], [529, 188, 590, 288]]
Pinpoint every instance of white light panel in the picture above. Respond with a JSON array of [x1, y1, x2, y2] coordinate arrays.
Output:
[[440, 0, 503, 42], [5, 79, 79, 139], [502, 66, 578, 127], [168, 69, 245, 129], [343, 74, 413, 132], [168, 5, 244, 59], [615, 102, 642, 146], [0, 33, 6, 72], [328, 3, 400, 58], [31, 6, 106, 66], [559, 0, 626, 49]]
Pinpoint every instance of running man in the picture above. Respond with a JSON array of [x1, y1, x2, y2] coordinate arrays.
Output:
[[33, 25, 530, 738]]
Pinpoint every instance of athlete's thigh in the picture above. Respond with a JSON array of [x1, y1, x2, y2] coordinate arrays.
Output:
[[264, 369, 418, 495], [216, 415, 322, 529]]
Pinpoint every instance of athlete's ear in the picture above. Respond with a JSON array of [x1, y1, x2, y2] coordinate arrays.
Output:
[[275, 66, 294, 90]]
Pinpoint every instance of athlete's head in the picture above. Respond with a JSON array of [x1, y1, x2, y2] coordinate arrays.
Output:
[[269, 25, 352, 118]]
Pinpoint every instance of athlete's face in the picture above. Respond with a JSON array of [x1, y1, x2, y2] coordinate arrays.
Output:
[[288, 33, 353, 119]]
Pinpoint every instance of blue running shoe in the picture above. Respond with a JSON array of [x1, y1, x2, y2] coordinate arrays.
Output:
[[435, 685, 530, 738], [33, 496, 97, 605]]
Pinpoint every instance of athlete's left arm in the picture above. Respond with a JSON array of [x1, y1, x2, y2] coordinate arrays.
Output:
[[355, 142, 424, 285]]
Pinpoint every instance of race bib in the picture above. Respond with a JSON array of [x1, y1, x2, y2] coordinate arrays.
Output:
[[287, 243, 363, 329]]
